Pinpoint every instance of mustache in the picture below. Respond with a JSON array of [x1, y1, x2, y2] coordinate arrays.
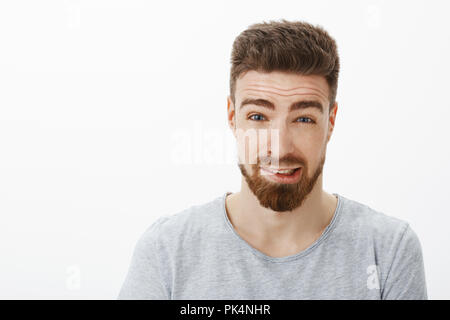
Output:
[[257, 155, 305, 168]]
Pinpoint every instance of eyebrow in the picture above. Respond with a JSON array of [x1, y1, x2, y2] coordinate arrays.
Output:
[[239, 98, 324, 114]]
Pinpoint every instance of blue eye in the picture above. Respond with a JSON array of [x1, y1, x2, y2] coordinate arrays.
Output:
[[248, 114, 266, 121], [248, 114, 315, 124], [296, 117, 314, 124]]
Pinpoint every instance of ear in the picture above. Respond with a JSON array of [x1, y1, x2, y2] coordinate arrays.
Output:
[[227, 96, 237, 138], [327, 101, 338, 143]]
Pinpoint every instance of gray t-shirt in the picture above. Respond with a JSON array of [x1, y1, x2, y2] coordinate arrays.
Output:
[[118, 192, 427, 300]]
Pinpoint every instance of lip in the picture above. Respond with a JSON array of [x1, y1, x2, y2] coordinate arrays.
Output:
[[260, 166, 302, 184], [262, 167, 300, 170]]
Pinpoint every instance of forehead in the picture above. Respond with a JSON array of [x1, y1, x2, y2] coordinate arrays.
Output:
[[235, 70, 329, 104]]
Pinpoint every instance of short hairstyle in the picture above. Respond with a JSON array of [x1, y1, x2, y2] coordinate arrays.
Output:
[[229, 19, 340, 112]]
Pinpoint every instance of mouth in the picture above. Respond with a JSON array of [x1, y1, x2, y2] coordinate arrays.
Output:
[[260, 166, 301, 175], [259, 166, 302, 184]]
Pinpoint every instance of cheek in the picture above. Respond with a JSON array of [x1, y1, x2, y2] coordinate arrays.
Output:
[[291, 131, 327, 164], [295, 125, 328, 148], [236, 131, 261, 165]]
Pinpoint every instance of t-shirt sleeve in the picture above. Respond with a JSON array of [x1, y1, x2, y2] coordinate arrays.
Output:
[[117, 217, 170, 300], [381, 223, 428, 300]]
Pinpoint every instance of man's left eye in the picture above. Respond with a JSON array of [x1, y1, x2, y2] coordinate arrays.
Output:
[[296, 117, 314, 123]]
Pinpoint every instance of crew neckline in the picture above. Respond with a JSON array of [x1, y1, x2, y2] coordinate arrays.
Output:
[[221, 191, 344, 263]]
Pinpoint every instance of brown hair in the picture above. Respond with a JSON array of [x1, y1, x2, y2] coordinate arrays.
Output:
[[229, 19, 340, 112]]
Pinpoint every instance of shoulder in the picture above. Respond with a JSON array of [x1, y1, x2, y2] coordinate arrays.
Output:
[[336, 194, 424, 264], [337, 194, 411, 242]]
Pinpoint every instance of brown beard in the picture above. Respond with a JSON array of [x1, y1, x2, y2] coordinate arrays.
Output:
[[238, 154, 325, 212]]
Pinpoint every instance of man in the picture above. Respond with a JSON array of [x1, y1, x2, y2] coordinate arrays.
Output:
[[118, 19, 427, 300]]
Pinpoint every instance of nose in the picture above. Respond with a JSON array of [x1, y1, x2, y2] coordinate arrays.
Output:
[[268, 122, 295, 164]]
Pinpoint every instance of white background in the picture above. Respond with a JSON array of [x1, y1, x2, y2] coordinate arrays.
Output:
[[0, 0, 449, 299]]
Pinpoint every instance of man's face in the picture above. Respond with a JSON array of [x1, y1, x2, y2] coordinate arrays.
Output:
[[227, 70, 337, 212]]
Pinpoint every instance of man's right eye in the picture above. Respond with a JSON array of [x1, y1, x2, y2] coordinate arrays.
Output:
[[248, 114, 266, 121]]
